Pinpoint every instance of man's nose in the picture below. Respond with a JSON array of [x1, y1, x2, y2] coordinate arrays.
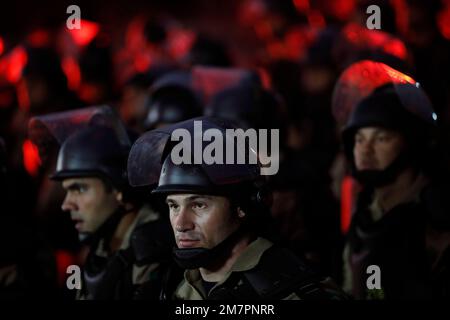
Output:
[[61, 193, 77, 212], [358, 140, 375, 155], [174, 207, 195, 232]]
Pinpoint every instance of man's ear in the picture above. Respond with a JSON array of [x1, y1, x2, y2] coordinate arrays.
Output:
[[115, 191, 124, 203], [237, 207, 246, 218]]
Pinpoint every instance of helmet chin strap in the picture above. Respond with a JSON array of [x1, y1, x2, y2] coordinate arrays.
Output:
[[78, 207, 127, 248], [352, 151, 411, 188], [172, 223, 249, 270]]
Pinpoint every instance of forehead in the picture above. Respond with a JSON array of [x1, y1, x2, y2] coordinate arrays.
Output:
[[355, 127, 398, 136], [62, 177, 102, 188], [166, 194, 225, 203]]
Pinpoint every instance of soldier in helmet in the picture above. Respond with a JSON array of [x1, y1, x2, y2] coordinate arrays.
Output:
[[29, 107, 173, 300], [144, 71, 202, 131], [128, 117, 347, 300], [341, 81, 450, 299]]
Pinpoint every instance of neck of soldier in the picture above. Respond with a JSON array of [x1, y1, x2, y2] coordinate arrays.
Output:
[[199, 233, 254, 283], [373, 165, 418, 214], [109, 206, 138, 252]]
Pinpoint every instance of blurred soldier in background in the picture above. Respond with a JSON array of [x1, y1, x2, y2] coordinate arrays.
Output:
[[29, 106, 173, 299], [339, 63, 450, 299]]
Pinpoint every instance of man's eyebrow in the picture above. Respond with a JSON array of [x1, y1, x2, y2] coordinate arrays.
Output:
[[166, 195, 211, 204], [63, 182, 86, 190], [186, 195, 211, 201], [374, 129, 391, 135]]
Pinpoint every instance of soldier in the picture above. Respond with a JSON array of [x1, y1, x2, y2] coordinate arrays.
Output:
[[128, 117, 347, 300], [340, 77, 450, 299], [29, 106, 173, 300], [144, 70, 202, 130]]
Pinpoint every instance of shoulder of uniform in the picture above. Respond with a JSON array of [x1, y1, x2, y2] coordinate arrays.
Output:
[[244, 245, 349, 300]]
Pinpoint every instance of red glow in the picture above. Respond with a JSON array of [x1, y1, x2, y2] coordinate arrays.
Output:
[[327, 0, 356, 22], [7, 46, 28, 84], [332, 60, 416, 126], [293, 0, 310, 13], [267, 40, 286, 60], [342, 23, 408, 61], [55, 250, 76, 287], [254, 20, 274, 40], [22, 139, 41, 177], [167, 28, 196, 60], [69, 20, 99, 47], [383, 39, 408, 60], [192, 67, 253, 104], [238, 0, 267, 26], [307, 10, 326, 29], [0, 37, 4, 56], [341, 175, 356, 234], [391, 0, 409, 37], [61, 57, 81, 91], [27, 29, 51, 47], [284, 27, 308, 60], [257, 67, 272, 89], [134, 52, 151, 72], [78, 83, 101, 104], [438, 2, 450, 40], [125, 17, 146, 51]]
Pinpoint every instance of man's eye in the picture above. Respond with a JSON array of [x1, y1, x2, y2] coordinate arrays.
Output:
[[193, 202, 206, 210], [79, 186, 87, 193], [168, 203, 179, 210]]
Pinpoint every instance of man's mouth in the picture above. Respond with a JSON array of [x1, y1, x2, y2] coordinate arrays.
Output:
[[71, 218, 84, 230], [358, 160, 378, 170], [177, 238, 200, 248]]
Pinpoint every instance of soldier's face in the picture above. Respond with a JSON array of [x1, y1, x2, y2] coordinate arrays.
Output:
[[353, 127, 406, 171], [166, 194, 242, 250], [61, 177, 120, 238]]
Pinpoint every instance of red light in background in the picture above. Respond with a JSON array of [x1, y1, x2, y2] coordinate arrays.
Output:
[[342, 23, 408, 61], [257, 67, 272, 89], [332, 60, 416, 127], [6, 46, 28, 84], [267, 40, 286, 60], [27, 29, 51, 47], [391, 0, 409, 37], [307, 10, 326, 29], [68, 20, 99, 47], [55, 250, 76, 287], [125, 17, 146, 51], [167, 28, 196, 60], [22, 139, 41, 177], [61, 57, 81, 91], [327, 0, 356, 22], [438, 1, 450, 40], [0, 37, 4, 56], [254, 20, 274, 41], [78, 83, 101, 104], [293, 0, 310, 13], [341, 175, 355, 234], [134, 52, 151, 72], [383, 39, 408, 61]]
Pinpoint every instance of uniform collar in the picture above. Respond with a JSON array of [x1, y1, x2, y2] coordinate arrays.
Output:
[[183, 237, 273, 297]]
